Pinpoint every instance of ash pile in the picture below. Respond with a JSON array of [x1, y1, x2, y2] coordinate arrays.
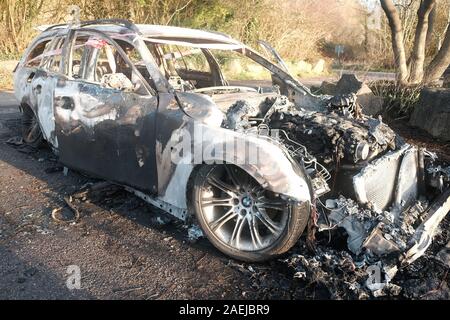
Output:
[[225, 94, 450, 299]]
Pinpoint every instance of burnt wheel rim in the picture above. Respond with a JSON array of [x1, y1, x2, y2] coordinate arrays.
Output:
[[23, 113, 41, 144], [199, 165, 289, 252]]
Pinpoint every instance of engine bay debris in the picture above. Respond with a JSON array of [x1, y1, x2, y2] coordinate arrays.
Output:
[[222, 92, 450, 293]]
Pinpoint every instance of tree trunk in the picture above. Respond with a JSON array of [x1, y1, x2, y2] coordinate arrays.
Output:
[[423, 25, 450, 85], [426, 5, 436, 48], [6, 0, 19, 52], [380, 0, 409, 85], [409, 0, 436, 84]]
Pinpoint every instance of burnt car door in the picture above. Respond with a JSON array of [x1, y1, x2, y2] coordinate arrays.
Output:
[[54, 31, 159, 193], [24, 35, 66, 146]]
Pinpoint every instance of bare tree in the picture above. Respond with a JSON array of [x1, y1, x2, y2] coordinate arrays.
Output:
[[0, 0, 44, 54], [409, 0, 436, 84], [424, 25, 450, 83], [381, 0, 450, 85], [426, 4, 436, 47], [381, 0, 409, 84]]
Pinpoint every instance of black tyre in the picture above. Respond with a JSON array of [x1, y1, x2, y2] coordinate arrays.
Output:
[[21, 105, 43, 147], [190, 164, 311, 262]]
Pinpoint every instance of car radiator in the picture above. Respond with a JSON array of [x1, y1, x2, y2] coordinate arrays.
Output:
[[353, 144, 419, 212]]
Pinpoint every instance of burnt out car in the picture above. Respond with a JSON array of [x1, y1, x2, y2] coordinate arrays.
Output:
[[14, 20, 450, 266]]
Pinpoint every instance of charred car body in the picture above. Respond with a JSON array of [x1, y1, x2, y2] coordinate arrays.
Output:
[[14, 20, 450, 266]]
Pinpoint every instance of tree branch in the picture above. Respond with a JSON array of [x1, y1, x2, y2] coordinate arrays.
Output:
[[165, 0, 194, 25], [424, 23, 450, 84], [381, 0, 409, 84], [409, 0, 436, 84]]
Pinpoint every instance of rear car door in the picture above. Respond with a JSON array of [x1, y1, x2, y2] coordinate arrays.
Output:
[[20, 35, 66, 147], [54, 31, 159, 193], [14, 36, 52, 109]]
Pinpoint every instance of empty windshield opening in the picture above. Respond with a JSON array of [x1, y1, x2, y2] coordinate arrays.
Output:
[[211, 49, 272, 85]]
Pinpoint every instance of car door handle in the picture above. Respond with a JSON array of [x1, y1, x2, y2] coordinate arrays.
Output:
[[33, 84, 42, 94]]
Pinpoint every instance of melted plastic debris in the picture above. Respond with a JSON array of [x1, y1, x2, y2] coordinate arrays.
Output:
[[224, 96, 295, 131], [223, 100, 261, 130], [282, 242, 401, 299], [187, 224, 204, 242], [427, 164, 450, 191], [367, 117, 393, 146], [324, 196, 427, 258], [226, 213, 448, 299]]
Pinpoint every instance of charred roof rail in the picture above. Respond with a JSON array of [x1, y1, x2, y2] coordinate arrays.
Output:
[[44, 19, 141, 35]]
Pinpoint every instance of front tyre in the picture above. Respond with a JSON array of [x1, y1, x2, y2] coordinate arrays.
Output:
[[191, 165, 310, 262]]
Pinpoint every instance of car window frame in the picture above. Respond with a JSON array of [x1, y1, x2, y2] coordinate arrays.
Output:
[[65, 29, 155, 96], [66, 31, 98, 80], [165, 45, 212, 74], [39, 32, 69, 76], [209, 48, 273, 83], [22, 37, 54, 69]]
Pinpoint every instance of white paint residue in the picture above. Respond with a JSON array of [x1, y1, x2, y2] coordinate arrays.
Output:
[[36, 77, 57, 147], [160, 163, 193, 209]]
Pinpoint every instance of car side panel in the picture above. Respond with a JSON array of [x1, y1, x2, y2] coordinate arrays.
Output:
[[54, 79, 159, 193], [31, 70, 58, 146], [14, 67, 34, 107], [14, 66, 58, 147]]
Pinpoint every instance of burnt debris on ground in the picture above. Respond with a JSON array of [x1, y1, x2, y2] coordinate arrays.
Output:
[[226, 216, 449, 299]]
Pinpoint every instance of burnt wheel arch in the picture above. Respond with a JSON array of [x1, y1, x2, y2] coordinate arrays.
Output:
[[187, 163, 310, 262]]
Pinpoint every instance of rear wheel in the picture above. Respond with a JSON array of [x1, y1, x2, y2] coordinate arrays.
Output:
[[191, 164, 310, 262], [21, 105, 43, 147]]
